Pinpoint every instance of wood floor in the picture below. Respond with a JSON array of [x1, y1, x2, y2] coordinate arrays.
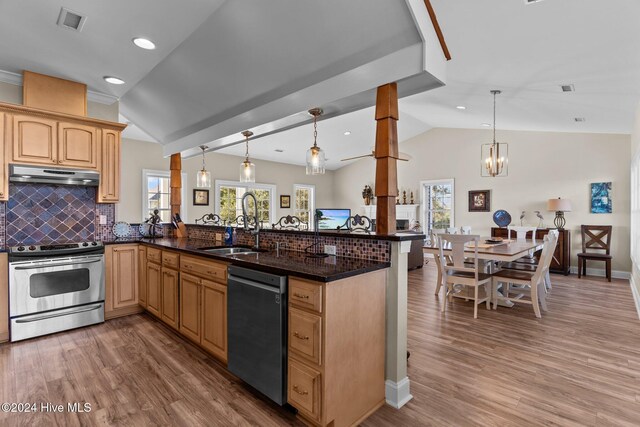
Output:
[[1, 263, 639, 426]]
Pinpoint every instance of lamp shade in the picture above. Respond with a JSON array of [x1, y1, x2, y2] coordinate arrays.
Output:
[[547, 198, 572, 212]]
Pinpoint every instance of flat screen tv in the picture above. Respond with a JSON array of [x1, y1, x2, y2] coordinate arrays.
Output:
[[316, 209, 351, 230]]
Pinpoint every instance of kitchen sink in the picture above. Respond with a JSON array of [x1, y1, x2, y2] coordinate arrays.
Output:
[[202, 247, 257, 255]]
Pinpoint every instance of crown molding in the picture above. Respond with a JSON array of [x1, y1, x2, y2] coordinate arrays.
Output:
[[0, 69, 119, 105]]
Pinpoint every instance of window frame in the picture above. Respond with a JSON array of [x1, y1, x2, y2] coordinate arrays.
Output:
[[141, 169, 187, 223], [293, 183, 316, 230], [214, 179, 276, 226], [419, 178, 455, 235]]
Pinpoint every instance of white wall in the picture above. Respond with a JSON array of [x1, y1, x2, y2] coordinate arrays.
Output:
[[630, 103, 640, 310], [117, 138, 335, 224], [335, 127, 631, 272]]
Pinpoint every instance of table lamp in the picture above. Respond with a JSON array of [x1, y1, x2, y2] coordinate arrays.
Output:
[[547, 197, 572, 230]]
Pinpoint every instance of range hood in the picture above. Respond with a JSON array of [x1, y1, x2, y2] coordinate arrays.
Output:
[[9, 165, 99, 186]]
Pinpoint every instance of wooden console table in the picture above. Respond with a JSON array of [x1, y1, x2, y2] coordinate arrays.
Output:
[[491, 227, 571, 275]]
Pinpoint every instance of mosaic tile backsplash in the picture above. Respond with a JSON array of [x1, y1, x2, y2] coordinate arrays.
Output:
[[6, 184, 97, 246]]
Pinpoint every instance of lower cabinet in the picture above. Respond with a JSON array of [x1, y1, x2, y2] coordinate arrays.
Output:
[[138, 246, 147, 308], [0, 253, 8, 342], [201, 278, 227, 362], [179, 273, 202, 342], [146, 261, 162, 318], [105, 244, 142, 319], [161, 267, 179, 329]]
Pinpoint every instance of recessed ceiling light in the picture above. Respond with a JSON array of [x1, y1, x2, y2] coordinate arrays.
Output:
[[456, 106, 466, 110], [104, 76, 125, 85], [561, 84, 575, 92], [132, 37, 156, 50], [274, 149, 284, 153], [344, 131, 351, 136], [481, 123, 492, 127]]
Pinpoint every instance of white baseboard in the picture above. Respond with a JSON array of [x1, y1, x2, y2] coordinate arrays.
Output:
[[385, 378, 413, 409], [630, 274, 640, 320], [568, 266, 630, 280]]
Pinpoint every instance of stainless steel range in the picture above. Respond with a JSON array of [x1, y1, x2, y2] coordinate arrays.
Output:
[[8, 241, 105, 341]]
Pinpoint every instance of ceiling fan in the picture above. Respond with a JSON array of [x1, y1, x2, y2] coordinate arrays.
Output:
[[340, 148, 412, 162]]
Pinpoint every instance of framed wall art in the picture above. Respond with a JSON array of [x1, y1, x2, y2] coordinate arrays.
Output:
[[280, 195, 291, 209], [193, 189, 209, 206], [591, 182, 612, 213], [468, 190, 491, 212]]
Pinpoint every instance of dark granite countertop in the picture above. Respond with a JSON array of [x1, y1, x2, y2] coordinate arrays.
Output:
[[105, 237, 389, 282]]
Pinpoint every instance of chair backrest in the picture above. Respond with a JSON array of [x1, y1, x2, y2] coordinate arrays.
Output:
[[460, 226, 472, 235], [580, 225, 612, 254], [531, 231, 559, 284], [446, 227, 458, 234], [272, 215, 308, 230], [437, 233, 481, 280], [507, 225, 537, 241]]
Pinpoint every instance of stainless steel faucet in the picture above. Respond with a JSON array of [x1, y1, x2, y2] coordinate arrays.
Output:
[[241, 191, 260, 249]]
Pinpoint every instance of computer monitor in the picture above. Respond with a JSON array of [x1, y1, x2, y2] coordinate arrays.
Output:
[[316, 209, 351, 230]]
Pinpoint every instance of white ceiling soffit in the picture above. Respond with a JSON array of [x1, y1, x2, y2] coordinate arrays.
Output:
[[0, 0, 227, 98], [119, 0, 446, 157]]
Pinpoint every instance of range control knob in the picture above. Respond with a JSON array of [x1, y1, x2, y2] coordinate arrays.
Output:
[[82, 242, 89, 247], [91, 242, 98, 246], [28, 245, 36, 251], [17, 246, 25, 252]]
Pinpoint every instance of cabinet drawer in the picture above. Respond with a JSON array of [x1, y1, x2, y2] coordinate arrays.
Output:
[[162, 251, 180, 269], [289, 307, 322, 365], [288, 360, 321, 421], [289, 278, 322, 313], [147, 247, 161, 263], [180, 255, 227, 283]]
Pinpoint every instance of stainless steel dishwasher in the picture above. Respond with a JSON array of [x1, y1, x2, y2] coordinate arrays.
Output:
[[227, 266, 287, 405]]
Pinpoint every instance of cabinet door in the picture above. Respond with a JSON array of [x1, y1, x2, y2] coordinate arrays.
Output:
[[111, 245, 139, 309], [179, 273, 202, 343], [98, 129, 121, 203], [0, 113, 7, 202], [58, 122, 98, 168], [146, 262, 162, 318], [201, 278, 227, 362], [12, 115, 57, 165], [138, 246, 147, 308], [161, 267, 179, 329], [0, 253, 9, 342]]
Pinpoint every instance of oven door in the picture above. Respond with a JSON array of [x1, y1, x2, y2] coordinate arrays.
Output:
[[9, 255, 105, 318]]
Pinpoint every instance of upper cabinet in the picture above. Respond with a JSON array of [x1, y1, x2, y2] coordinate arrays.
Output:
[[12, 115, 58, 166], [0, 113, 7, 202], [57, 122, 99, 168], [98, 129, 121, 203]]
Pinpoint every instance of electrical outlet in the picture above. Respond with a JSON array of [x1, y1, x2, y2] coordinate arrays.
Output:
[[324, 245, 336, 255], [99, 215, 107, 225], [216, 233, 222, 241]]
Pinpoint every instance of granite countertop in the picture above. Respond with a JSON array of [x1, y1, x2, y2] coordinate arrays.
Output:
[[105, 237, 390, 282]]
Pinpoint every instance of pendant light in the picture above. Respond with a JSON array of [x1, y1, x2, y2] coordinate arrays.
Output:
[[196, 145, 211, 188], [306, 108, 326, 175], [481, 90, 508, 177], [240, 130, 255, 183]]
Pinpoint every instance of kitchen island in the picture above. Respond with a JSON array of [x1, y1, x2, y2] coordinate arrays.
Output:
[[103, 237, 389, 427]]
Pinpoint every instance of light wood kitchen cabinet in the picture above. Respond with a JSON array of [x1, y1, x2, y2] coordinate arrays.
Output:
[[57, 122, 99, 168], [161, 267, 179, 329], [12, 114, 58, 166], [0, 113, 7, 202], [0, 253, 8, 342], [287, 271, 386, 427], [179, 273, 202, 343], [138, 246, 147, 308], [201, 278, 227, 362], [146, 261, 162, 318], [98, 129, 121, 203], [105, 245, 143, 320]]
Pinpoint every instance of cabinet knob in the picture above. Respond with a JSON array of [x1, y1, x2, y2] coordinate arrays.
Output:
[[52, 160, 56, 163], [0, 192, 3, 196], [293, 293, 309, 300], [293, 385, 308, 396], [293, 332, 310, 341]]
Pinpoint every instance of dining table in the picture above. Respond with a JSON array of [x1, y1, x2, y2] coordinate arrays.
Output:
[[423, 237, 545, 307]]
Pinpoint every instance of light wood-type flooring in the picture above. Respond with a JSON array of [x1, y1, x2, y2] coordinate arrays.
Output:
[[1, 262, 639, 426]]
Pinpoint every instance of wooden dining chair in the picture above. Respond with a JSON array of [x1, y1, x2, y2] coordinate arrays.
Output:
[[507, 225, 538, 264], [437, 234, 492, 319], [446, 227, 458, 234], [502, 230, 558, 291], [577, 225, 613, 282], [491, 231, 558, 318]]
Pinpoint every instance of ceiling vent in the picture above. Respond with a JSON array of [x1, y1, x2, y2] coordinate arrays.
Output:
[[525, 0, 545, 4], [57, 7, 87, 32], [561, 84, 575, 92], [574, 117, 586, 122]]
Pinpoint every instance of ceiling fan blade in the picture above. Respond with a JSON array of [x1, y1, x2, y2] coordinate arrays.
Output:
[[398, 152, 412, 161], [340, 153, 374, 162]]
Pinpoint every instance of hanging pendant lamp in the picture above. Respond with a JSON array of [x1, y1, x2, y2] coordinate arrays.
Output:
[[196, 145, 211, 188], [306, 108, 326, 175], [240, 130, 255, 183], [481, 90, 508, 177]]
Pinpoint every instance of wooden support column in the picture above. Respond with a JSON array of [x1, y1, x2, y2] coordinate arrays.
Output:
[[375, 83, 399, 235], [170, 153, 182, 217]]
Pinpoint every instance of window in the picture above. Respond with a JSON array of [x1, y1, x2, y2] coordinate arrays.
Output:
[[215, 180, 276, 226], [142, 170, 187, 223], [293, 184, 315, 229], [420, 179, 455, 234]]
